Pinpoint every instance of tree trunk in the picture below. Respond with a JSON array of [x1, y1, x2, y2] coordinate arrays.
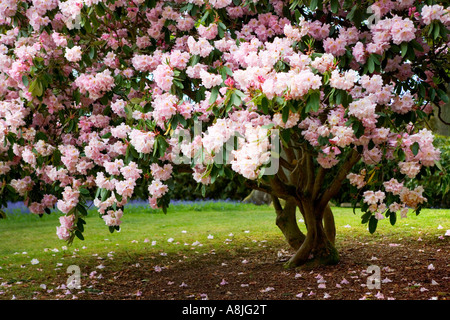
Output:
[[323, 203, 336, 245], [284, 200, 339, 269], [273, 197, 305, 251]]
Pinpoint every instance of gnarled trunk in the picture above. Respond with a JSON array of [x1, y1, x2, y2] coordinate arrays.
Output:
[[272, 195, 338, 268], [284, 201, 339, 269], [247, 147, 360, 269], [323, 204, 336, 246], [273, 197, 305, 251]]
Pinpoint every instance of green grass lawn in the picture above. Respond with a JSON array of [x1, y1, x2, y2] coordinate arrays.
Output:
[[0, 200, 448, 298]]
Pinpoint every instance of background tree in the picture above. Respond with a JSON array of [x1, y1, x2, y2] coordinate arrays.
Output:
[[0, 0, 448, 268]]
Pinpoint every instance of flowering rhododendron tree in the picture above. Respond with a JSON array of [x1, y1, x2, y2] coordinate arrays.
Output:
[[0, 0, 449, 268]]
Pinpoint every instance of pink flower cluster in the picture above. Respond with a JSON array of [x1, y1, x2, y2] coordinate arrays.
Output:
[[131, 53, 162, 72], [235, 12, 289, 42], [56, 186, 80, 214], [231, 123, 272, 180], [129, 129, 156, 154], [151, 93, 178, 128], [368, 15, 416, 55], [154, 63, 174, 92], [64, 45, 82, 62], [421, 5, 450, 25], [347, 169, 367, 189], [363, 190, 387, 220], [28, 194, 58, 215], [10, 176, 34, 196], [150, 163, 173, 181], [202, 119, 235, 155], [199, 69, 223, 89], [148, 177, 169, 207], [102, 209, 123, 227], [56, 214, 75, 241], [187, 36, 214, 58], [74, 69, 116, 100]]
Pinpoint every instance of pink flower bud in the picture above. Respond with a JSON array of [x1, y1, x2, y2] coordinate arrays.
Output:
[[224, 77, 234, 88]]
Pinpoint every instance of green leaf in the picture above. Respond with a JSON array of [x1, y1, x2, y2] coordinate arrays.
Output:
[[294, 9, 301, 22], [200, 10, 210, 24], [73, 89, 81, 105], [234, 89, 246, 98], [75, 230, 85, 241], [280, 129, 291, 145], [309, 0, 318, 10], [368, 215, 378, 234], [346, 5, 357, 21], [434, 160, 443, 171], [79, 188, 90, 196], [29, 79, 43, 97], [389, 212, 397, 226], [76, 203, 88, 216], [35, 131, 48, 142], [67, 119, 75, 132], [282, 105, 290, 123], [89, 47, 95, 60], [306, 91, 320, 113], [155, 135, 169, 158], [101, 188, 110, 202], [433, 22, 440, 39], [418, 83, 426, 98], [189, 54, 200, 67], [437, 89, 449, 103], [95, 3, 106, 16], [218, 23, 225, 38], [22, 75, 29, 87], [209, 86, 219, 104], [231, 92, 241, 106], [173, 80, 184, 89], [77, 219, 84, 232], [261, 97, 269, 114], [361, 211, 372, 224], [410, 39, 424, 52], [367, 55, 375, 73], [201, 184, 206, 197], [261, 123, 275, 130], [410, 141, 420, 156], [401, 42, 408, 58], [330, 0, 339, 13]]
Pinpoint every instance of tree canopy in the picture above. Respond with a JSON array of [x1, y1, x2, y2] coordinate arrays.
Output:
[[0, 0, 449, 262]]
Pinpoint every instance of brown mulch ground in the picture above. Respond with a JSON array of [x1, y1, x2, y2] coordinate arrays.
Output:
[[57, 236, 449, 301]]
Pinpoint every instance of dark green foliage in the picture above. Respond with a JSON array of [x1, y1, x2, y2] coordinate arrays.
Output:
[[171, 172, 251, 201]]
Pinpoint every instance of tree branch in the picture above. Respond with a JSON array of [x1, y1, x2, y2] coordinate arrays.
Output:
[[312, 166, 327, 200], [304, 153, 314, 196], [279, 157, 295, 171], [317, 149, 361, 213], [271, 195, 283, 213]]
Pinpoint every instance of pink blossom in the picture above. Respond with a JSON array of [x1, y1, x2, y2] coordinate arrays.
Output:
[[102, 209, 123, 227], [150, 163, 173, 181], [129, 129, 156, 154], [64, 46, 82, 62], [197, 24, 218, 40], [148, 179, 168, 198], [120, 161, 142, 180]]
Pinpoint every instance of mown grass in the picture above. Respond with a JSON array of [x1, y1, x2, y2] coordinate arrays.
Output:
[[0, 200, 448, 299]]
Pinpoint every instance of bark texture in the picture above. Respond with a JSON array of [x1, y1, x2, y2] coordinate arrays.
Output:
[[273, 197, 305, 251], [245, 143, 361, 269], [284, 200, 339, 269]]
